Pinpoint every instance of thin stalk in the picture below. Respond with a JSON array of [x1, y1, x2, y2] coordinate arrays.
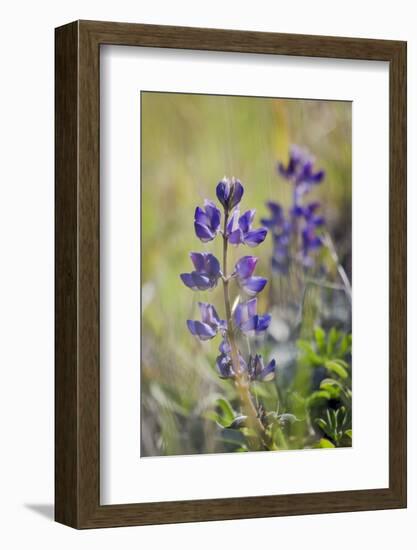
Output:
[[222, 210, 266, 446], [323, 231, 352, 302]]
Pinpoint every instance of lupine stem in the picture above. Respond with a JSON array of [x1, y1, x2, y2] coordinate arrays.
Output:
[[222, 210, 266, 448]]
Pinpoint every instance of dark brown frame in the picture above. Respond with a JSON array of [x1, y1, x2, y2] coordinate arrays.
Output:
[[55, 20, 407, 529]]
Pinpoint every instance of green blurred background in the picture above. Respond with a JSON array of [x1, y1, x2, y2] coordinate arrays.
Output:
[[140, 91, 351, 456]]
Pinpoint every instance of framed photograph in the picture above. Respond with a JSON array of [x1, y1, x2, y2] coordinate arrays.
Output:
[[55, 20, 406, 528]]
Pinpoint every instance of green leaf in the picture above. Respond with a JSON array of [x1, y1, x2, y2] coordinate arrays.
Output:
[[297, 340, 323, 365], [345, 429, 352, 439], [314, 326, 326, 354], [315, 418, 328, 432], [325, 360, 348, 379], [327, 327, 340, 356], [216, 398, 235, 425], [308, 390, 331, 406], [339, 333, 352, 356], [316, 438, 335, 449]]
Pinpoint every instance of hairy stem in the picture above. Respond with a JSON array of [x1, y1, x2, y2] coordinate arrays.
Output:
[[222, 210, 266, 447]]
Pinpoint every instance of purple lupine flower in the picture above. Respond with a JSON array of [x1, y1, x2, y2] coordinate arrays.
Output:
[[247, 354, 276, 382], [232, 256, 267, 296], [297, 202, 325, 265], [301, 202, 326, 227], [216, 352, 247, 379], [301, 225, 323, 265], [187, 302, 226, 341], [226, 209, 268, 247], [234, 298, 271, 336], [263, 145, 327, 274], [215, 353, 235, 379], [194, 200, 221, 242], [215, 337, 247, 379], [180, 252, 221, 291], [261, 202, 292, 274], [216, 177, 244, 211], [278, 145, 324, 206], [260, 201, 285, 229]]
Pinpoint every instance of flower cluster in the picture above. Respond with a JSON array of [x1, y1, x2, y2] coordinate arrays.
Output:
[[180, 177, 276, 387], [261, 146, 326, 273]]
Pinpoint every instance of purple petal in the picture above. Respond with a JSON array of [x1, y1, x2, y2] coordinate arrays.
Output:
[[234, 256, 258, 279], [198, 302, 220, 326], [234, 302, 248, 327], [251, 354, 264, 377], [305, 202, 321, 217], [256, 314, 271, 333], [290, 205, 304, 218], [191, 272, 212, 290], [238, 210, 255, 233], [312, 216, 325, 227], [268, 201, 283, 217], [229, 179, 244, 209], [261, 202, 284, 228], [226, 209, 239, 235], [219, 338, 231, 354], [228, 229, 243, 245], [216, 180, 229, 209], [204, 200, 221, 229], [194, 221, 215, 242], [260, 218, 276, 229], [240, 276, 267, 296], [187, 319, 197, 335], [180, 273, 197, 290], [205, 254, 221, 278], [244, 228, 268, 247], [216, 354, 234, 378], [194, 206, 210, 227], [310, 169, 325, 183], [189, 252, 205, 271], [259, 359, 276, 381], [277, 161, 292, 179], [240, 315, 258, 333], [187, 320, 217, 340]]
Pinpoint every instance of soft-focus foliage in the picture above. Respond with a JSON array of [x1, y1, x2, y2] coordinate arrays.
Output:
[[141, 92, 351, 456]]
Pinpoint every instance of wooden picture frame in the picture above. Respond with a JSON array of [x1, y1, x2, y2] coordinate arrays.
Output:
[[55, 20, 407, 529]]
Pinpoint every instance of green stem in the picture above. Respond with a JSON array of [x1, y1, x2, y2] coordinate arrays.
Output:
[[221, 210, 266, 447]]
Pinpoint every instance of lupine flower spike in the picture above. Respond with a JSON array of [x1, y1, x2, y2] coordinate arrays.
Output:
[[181, 177, 277, 448], [261, 145, 326, 272]]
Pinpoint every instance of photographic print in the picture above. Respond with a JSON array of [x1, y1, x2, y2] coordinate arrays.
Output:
[[141, 91, 352, 457]]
